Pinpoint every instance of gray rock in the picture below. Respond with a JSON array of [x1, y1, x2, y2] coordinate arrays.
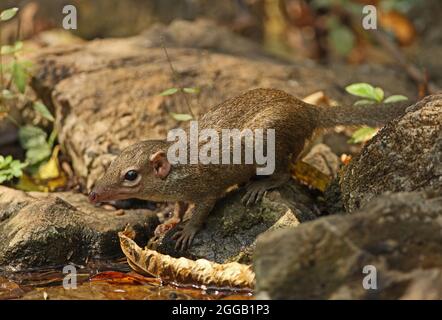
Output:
[[302, 143, 340, 178], [254, 191, 442, 299], [341, 95, 442, 212], [156, 180, 318, 264], [0, 187, 159, 269]]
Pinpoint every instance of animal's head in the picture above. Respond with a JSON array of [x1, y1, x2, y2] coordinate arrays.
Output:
[[88, 140, 171, 204]]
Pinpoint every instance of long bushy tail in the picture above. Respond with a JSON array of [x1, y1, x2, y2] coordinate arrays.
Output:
[[315, 100, 412, 128]]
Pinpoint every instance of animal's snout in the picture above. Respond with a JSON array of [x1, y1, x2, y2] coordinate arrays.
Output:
[[88, 191, 99, 203]]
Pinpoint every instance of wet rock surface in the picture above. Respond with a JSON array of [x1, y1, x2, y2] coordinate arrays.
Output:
[[341, 95, 442, 212], [0, 186, 159, 269], [254, 191, 442, 299]]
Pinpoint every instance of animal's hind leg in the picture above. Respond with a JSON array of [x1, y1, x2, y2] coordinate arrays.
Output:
[[241, 162, 291, 206], [241, 171, 291, 206], [241, 132, 302, 206]]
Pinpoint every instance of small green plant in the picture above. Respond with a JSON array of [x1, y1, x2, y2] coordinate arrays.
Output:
[[345, 82, 407, 105], [0, 155, 27, 184], [0, 7, 58, 186], [18, 125, 57, 173], [0, 8, 32, 97], [159, 87, 199, 121], [159, 87, 200, 96], [345, 82, 408, 143], [158, 41, 198, 122]]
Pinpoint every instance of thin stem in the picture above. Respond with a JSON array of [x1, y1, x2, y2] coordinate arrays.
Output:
[[0, 25, 4, 90], [48, 128, 58, 148], [161, 38, 196, 119], [15, 14, 21, 41], [6, 114, 19, 127]]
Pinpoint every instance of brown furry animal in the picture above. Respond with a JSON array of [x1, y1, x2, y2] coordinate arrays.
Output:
[[89, 88, 411, 250]]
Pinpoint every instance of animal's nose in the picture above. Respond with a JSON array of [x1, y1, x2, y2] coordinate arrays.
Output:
[[88, 191, 98, 203]]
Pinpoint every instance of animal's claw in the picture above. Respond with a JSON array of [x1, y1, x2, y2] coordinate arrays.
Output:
[[172, 223, 199, 251], [241, 183, 267, 206]]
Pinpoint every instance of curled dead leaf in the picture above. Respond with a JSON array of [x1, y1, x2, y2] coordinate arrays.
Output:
[[118, 228, 255, 290]]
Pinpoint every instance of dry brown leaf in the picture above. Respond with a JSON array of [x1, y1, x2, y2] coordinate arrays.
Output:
[[302, 91, 338, 106], [379, 10, 416, 46], [340, 154, 352, 166], [91, 271, 161, 286], [291, 160, 331, 192], [118, 229, 255, 290]]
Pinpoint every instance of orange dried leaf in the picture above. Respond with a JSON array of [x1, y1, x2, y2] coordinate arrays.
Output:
[[291, 160, 331, 192], [340, 154, 352, 165], [380, 10, 416, 46], [91, 271, 160, 286]]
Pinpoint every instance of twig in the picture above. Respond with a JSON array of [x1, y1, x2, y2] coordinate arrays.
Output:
[[15, 13, 21, 41], [370, 29, 441, 95], [6, 15, 22, 91], [6, 114, 19, 127], [0, 25, 4, 90], [160, 38, 197, 119]]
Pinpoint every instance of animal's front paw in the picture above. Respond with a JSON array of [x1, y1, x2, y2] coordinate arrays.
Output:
[[154, 217, 181, 237], [172, 223, 201, 251]]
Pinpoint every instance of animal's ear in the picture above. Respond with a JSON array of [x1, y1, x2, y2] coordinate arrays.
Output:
[[149, 151, 171, 179]]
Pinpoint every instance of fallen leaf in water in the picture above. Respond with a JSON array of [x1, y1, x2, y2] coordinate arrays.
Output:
[[119, 227, 255, 291], [91, 271, 160, 286], [0, 277, 26, 299]]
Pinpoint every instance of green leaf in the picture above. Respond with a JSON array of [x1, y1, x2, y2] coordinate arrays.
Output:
[[25, 143, 52, 165], [169, 112, 193, 122], [0, 154, 26, 184], [384, 95, 408, 103], [0, 155, 12, 169], [1, 41, 23, 55], [48, 129, 58, 148], [328, 24, 355, 56], [18, 125, 48, 150], [183, 87, 200, 94], [0, 7, 18, 22], [354, 99, 376, 106], [0, 175, 9, 184], [345, 83, 378, 101], [12, 61, 28, 94], [159, 88, 179, 96], [348, 126, 378, 144], [1, 45, 14, 55], [33, 102, 55, 122], [9, 159, 27, 176], [374, 87, 384, 102]]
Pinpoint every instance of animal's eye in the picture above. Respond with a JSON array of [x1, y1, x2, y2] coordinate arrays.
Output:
[[124, 170, 138, 181]]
